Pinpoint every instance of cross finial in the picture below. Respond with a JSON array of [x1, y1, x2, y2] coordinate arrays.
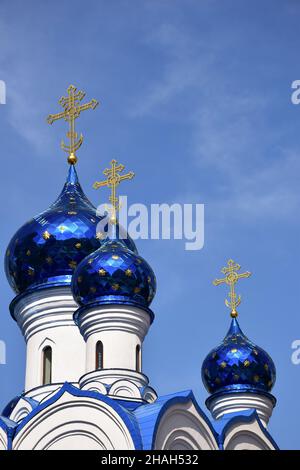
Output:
[[47, 84, 99, 165], [93, 159, 135, 223], [213, 259, 251, 318]]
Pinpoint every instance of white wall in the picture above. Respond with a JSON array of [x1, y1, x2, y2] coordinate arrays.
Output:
[[77, 304, 151, 374], [12, 287, 86, 391]]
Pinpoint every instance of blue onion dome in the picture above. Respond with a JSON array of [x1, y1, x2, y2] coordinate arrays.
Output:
[[201, 317, 276, 395], [5, 166, 137, 295], [72, 234, 156, 310]]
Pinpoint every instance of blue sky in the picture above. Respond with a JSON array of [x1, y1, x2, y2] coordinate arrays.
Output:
[[0, 0, 300, 449]]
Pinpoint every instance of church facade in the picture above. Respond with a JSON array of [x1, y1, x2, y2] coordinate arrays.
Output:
[[0, 86, 278, 450]]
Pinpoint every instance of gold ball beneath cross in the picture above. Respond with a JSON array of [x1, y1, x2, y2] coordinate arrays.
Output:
[[68, 153, 78, 165]]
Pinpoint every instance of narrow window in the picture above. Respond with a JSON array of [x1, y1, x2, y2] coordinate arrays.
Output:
[[96, 341, 103, 370], [42, 346, 52, 385], [136, 345, 141, 372]]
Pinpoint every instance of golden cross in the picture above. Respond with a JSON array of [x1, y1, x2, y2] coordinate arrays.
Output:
[[47, 84, 99, 165], [213, 259, 251, 318], [93, 159, 135, 223]]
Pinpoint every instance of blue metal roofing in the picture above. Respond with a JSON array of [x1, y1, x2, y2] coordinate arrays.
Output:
[[0, 383, 279, 450], [133, 389, 218, 450]]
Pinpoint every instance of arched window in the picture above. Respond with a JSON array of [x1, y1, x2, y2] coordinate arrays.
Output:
[[42, 346, 52, 385], [95, 341, 103, 370], [136, 345, 141, 372]]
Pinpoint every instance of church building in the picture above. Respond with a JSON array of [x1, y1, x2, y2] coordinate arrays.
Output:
[[0, 85, 278, 450]]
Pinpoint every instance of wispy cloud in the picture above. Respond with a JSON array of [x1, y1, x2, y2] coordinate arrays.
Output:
[[0, 16, 53, 155], [128, 20, 300, 223]]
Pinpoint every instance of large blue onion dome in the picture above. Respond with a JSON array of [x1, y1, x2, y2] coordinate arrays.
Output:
[[201, 317, 276, 395], [5, 166, 137, 295], [72, 235, 156, 310]]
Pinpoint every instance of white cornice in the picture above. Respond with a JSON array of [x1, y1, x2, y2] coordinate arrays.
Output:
[[76, 304, 151, 341], [207, 392, 275, 427], [12, 287, 79, 341]]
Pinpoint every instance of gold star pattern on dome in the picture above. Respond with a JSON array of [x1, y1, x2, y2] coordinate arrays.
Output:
[[96, 232, 106, 240], [47, 84, 99, 165], [43, 231, 51, 240], [213, 259, 251, 318]]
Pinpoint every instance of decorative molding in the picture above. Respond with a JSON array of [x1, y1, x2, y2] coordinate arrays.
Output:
[[207, 392, 275, 427], [25, 383, 68, 403], [13, 383, 141, 450], [9, 399, 35, 424], [154, 400, 219, 450], [76, 304, 151, 341], [12, 286, 79, 341], [0, 427, 7, 451], [223, 418, 277, 450], [80, 368, 149, 388]]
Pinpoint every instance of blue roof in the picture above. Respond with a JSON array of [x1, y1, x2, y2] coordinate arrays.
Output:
[[202, 317, 276, 395], [133, 389, 218, 450], [5, 165, 103, 298], [0, 384, 279, 450]]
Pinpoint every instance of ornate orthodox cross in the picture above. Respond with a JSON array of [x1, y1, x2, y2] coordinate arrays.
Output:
[[47, 84, 99, 165], [213, 259, 251, 318], [93, 159, 134, 223]]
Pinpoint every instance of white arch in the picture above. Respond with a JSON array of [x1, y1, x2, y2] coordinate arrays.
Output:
[[223, 419, 276, 450], [0, 427, 7, 450], [154, 400, 218, 450], [13, 391, 137, 450], [109, 380, 142, 400], [10, 398, 34, 423]]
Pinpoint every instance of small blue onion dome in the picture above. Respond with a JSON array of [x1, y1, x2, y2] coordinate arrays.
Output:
[[201, 318, 276, 395], [5, 166, 137, 295], [72, 237, 156, 309]]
